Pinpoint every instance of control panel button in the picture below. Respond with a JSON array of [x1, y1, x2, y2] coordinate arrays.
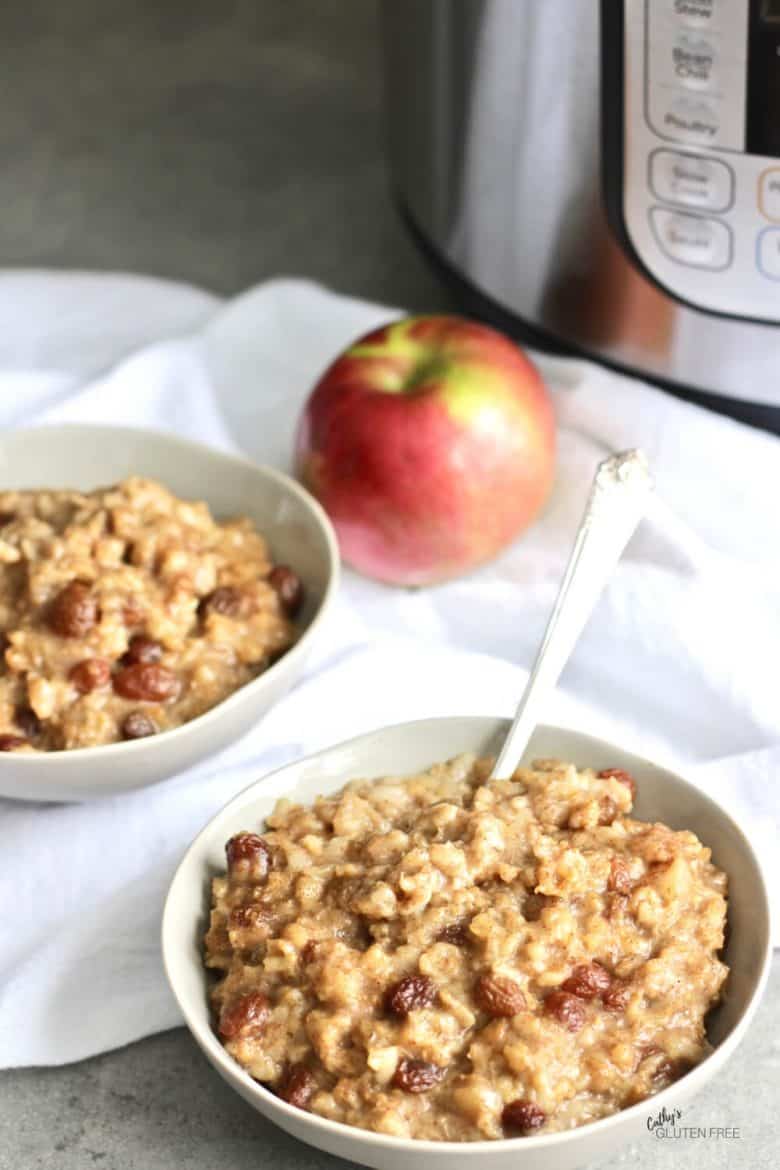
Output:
[[669, 0, 716, 27], [650, 207, 732, 269], [650, 150, 733, 211], [672, 33, 716, 88], [757, 229, 780, 280], [661, 96, 719, 142], [758, 169, 780, 223], [647, 0, 748, 151]]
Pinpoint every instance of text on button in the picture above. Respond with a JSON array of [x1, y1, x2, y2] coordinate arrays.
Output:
[[650, 150, 733, 211], [650, 207, 731, 269]]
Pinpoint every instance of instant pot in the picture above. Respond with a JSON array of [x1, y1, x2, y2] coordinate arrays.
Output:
[[382, 0, 780, 430]]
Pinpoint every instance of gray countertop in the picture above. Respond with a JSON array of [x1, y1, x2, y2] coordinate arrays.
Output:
[[0, 2, 776, 1168]]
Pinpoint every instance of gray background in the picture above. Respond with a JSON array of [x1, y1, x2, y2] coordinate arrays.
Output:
[[0, 0, 449, 309], [0, 2, 776, 1168]]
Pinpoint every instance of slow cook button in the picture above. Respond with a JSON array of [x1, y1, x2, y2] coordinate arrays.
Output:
[[757, 229, 780, 280], [650, 207, 732, 269], [650, 150, 733, 211]]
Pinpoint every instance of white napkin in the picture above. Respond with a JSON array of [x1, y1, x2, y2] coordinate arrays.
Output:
[[0, 274, 776, 1070]]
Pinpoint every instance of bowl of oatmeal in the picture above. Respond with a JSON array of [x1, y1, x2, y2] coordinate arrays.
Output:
[[0, 425, 338, 801], [162, 717, 771, 1170]]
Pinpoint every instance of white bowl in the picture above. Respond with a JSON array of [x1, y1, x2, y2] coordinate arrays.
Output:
[[162, 716, 771, 1170], [0, 425, 339, 802]]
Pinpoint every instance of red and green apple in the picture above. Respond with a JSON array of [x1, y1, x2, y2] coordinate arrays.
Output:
[[294, 315, 556, 586]]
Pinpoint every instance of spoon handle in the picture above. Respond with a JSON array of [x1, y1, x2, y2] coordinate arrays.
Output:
[[490, 450, 653, 779]]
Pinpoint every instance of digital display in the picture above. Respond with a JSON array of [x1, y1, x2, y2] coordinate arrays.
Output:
[[748, 1, 780, 156]]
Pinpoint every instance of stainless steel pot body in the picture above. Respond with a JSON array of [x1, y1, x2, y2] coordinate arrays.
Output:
[[382, 0, 780, 416]]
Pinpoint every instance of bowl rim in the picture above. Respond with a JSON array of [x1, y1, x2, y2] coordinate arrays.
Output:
[[0, 422, 340, 766], [161, 715, 773, 1156]]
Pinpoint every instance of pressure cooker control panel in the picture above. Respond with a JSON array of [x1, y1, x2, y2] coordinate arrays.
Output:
[[622, 0, 780, 320]]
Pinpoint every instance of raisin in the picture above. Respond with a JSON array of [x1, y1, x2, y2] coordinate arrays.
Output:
[[200, 586, 243, 618], [608, 857, 634, 895], [113, 662, 180, 702], [0, 512, 14, 526], [0, 734, 27, 751], [437, 920, 471, 946], [385, 974, 438, 1016], [561, 962, 612, 1000], [391, 1058, 446, 1094], [14, 705, 40, 738], [475, 974, 526, 1017], [123, 635, 162, 665], [544, 990, 587, 1032], [603, 979, 631, 1012], [121, 711, 158, 740], [598, 768, 637, 802], [49, 581, 98, 638], [218, 991, 270, 1039], [276, 1064, 316, 1109], [226, 832, 271, 877], [268, 565, 304, 617], [502, 1099, 547, 1135], [69, 657, 111, 694]]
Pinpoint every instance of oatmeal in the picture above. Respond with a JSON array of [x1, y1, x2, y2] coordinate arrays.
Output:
[[0, 478, 300, 750], [204, 756, 728, 1141]]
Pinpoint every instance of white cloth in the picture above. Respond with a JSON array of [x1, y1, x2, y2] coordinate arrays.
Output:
[[0, 273, 776, 1070]]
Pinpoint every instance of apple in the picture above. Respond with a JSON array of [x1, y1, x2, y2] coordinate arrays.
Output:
[[294, 315, 556, 586]]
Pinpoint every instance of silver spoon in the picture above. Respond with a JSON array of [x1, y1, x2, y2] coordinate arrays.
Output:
[[491, 449, 653, 779]]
